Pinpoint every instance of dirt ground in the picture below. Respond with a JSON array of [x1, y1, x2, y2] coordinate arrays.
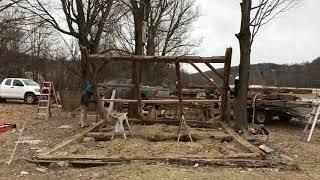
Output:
[[1, 101, 320, 179], [56, 124, 247, 158]]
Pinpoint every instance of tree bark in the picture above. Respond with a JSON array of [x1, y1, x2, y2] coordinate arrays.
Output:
[[129, 0, 147, 118], [235, 0, 251, 131]]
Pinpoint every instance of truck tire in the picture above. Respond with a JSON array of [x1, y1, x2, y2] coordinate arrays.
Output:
[[0, 97, 6, 103], [141, 93, 147, 100], [25, 93, 36, 104], [279, 115, 292, 121], [254, 110, 272, 124]]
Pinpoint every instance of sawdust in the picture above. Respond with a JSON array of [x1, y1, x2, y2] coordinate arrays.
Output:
[[55, 124, 247, 158]]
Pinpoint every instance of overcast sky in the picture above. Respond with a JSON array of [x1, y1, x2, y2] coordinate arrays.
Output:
[[184, 0, 319, 73]]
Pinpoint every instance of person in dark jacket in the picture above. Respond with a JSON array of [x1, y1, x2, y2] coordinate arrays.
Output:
[[234, 75, 239, 97], [80, 84, 93, 128]]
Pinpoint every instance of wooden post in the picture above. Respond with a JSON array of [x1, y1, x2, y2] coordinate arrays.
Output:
[[80, 46, 106, 120], [221, 48, 232, 122], [175, 62, 184, 116], [189, 61, 221, 93], [130, 61, 143, 118]]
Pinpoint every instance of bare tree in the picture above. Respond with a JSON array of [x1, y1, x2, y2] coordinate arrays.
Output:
[[235, 0, 301, 131], [16, 0, 124, 80], [118, 0, 199, 85], [16, 0, 121, 117]]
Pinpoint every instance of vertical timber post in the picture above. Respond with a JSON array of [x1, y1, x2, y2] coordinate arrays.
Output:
[[132, 59, 143, 119], [81, 46, 106, 120], [221, 48, 232, 122], [175, 62, 184, 117]]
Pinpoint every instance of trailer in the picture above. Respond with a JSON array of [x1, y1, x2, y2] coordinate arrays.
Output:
[[247, 96, 313, 124]]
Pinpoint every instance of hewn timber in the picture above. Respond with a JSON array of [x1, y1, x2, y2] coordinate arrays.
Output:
[[183, 85, 212, 89], [37, 153, 262, 162], [85, 132, 234, 142], [129, 118, 222, 128], [100, 99, 221, 104], [88, 54, 226, 63], [28, 157, 298, 170], [189, 61, 222, 92], [248, 99, 313, 108], [38, 120, 106, 156], [222, 123, 263, 156], [97, 83, 135, 88], [221, 48, 232, 122], [175, 62, 184, 116], [205, 62, 224, 80]]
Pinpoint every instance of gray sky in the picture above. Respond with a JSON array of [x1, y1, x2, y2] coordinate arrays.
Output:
[[184, 0, 320, 73]]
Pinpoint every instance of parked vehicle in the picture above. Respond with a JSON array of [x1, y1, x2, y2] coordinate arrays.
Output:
[[98, 79, 171, 99], [0, 78, 41, 104]]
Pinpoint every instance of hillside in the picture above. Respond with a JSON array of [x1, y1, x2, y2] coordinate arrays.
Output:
[[190, 57, 320, 88]]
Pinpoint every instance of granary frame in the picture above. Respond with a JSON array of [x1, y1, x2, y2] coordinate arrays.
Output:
[[81, 46, 232, 122]]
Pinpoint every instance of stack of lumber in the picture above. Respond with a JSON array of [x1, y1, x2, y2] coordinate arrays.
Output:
[[248, 93, 300, 101]]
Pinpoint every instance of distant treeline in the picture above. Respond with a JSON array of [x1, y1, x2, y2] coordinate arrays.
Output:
[[1, 51, 319, 89], [190, 57, 320, 88]]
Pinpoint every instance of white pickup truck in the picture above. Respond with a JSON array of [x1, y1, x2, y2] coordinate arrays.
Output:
[[0, 78, 41, 104]]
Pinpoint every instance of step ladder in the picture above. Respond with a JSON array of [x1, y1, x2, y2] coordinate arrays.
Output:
[[36, 82, 62, 120], [302, 103, 320, 142]]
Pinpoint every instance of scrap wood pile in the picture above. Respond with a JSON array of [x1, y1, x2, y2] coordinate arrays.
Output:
[[247, 92, 313, 108], [248, 93, 300, 101], [249, 87, 312, 94]]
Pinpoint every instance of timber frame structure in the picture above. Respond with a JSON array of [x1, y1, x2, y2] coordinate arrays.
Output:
[[81, 46, 233, 122], [30, 47, 298, 169]]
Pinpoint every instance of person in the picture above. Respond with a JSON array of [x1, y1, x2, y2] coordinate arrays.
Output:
[[80, 84, 93, 128], [234, 75, 240, 97]]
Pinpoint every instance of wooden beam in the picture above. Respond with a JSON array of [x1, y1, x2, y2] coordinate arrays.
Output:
[[205, 63, 224, 80], [221, 123, 263, 156], [100, 99, 221, 104], [29, 157, 297, 169], [183, 85, 212, 89], [37, 153, 262, 161], [38, 119, 106, 156], [188, 61, 222, 92], [88, 54, 226, 63], [221, 48, 232, 122], [129, 118, 222, 128], [97, 83, 134, 88], [175, 62, 184, 116]]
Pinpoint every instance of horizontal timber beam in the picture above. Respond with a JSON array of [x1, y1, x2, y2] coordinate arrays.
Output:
[[100, 99, 221, 104], [97, 83, 135, 88], [88, 54, 226, 63]]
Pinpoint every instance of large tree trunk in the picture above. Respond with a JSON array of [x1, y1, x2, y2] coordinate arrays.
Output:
[[81, 46, 106, 120], [129, 0, 146, 118], [235, 0, 251, 131]]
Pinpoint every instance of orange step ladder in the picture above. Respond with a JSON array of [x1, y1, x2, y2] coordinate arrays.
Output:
[[36, 82, 62, 120]]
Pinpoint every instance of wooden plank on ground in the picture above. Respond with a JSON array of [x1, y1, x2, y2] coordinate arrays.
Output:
[[28, 157, 298, 170], [221, 123, 264, 158], [37, 153, 262, 162], [38, 120, 106, 156], [128, 118, 221, 128]]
